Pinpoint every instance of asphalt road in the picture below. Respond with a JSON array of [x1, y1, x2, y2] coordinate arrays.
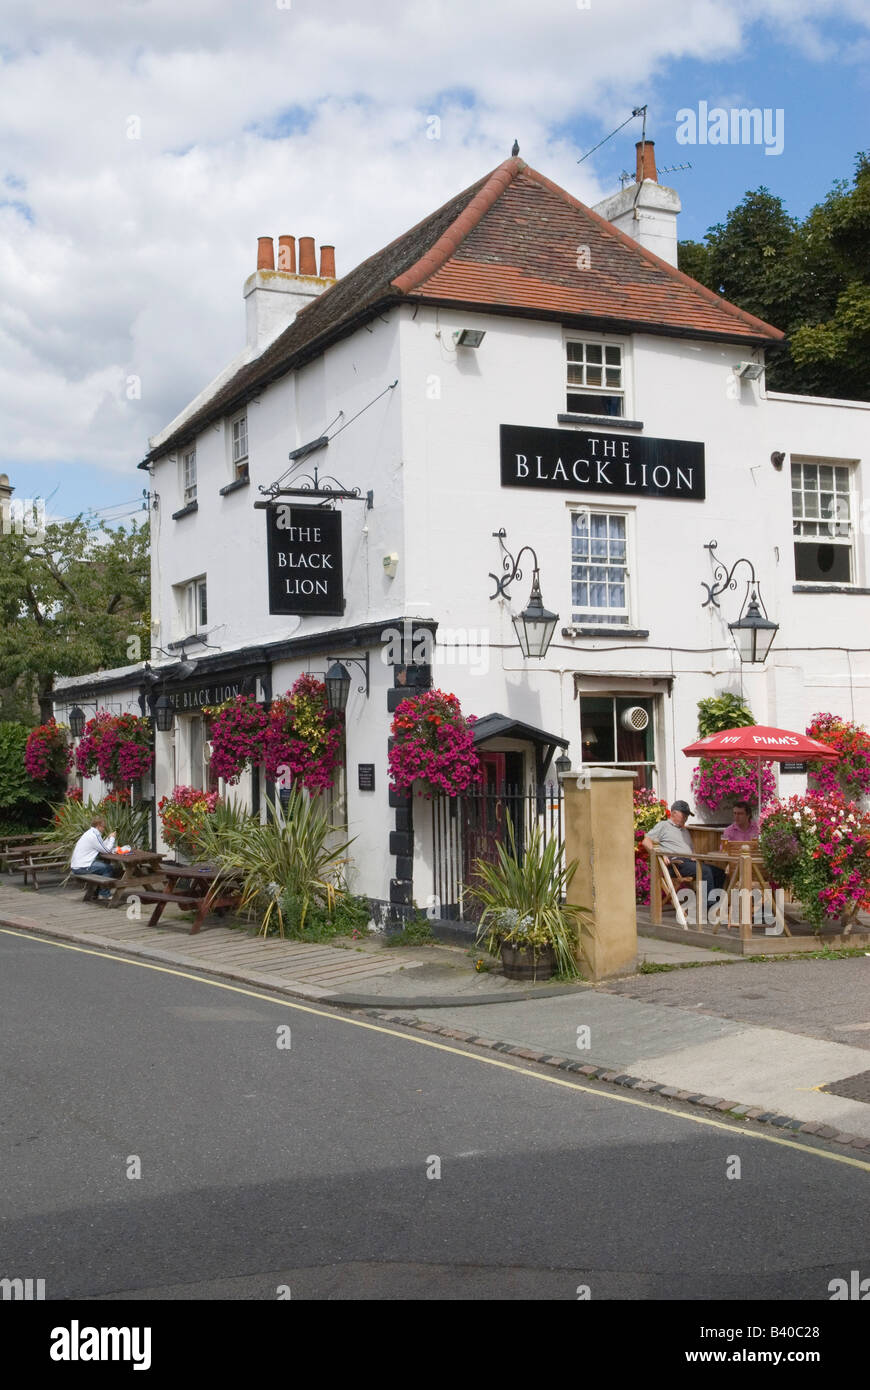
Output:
[[605, 956, 870, 1048], [2, 928, 869, 1301]]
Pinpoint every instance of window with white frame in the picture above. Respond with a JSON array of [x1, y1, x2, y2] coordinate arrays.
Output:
[[174, 576, 208, 636], [566, 341, 624, 416], [181, 449, 197, 505], [578, 694, 658, 792], [230, 413, 248, 480], [792, 459, 855, 584], [571, 509, 630, 626]]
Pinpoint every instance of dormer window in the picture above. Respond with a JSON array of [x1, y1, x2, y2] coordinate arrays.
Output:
[[566, 341, 624, 417]]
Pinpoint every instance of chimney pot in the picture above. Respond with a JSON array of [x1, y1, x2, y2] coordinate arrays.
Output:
[[635, 139, 657, 185], [278, 235, 297, 273], [319, 245, 336, 279], [257, 236, 275, 271], [298, 236, 317, 276]]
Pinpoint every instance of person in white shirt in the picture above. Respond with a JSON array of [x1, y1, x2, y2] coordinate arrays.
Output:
[[70, 817, 119, 899]]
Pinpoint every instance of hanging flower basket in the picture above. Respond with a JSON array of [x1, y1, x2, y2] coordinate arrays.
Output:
[[806, 713, 870, 802], [24, 719, 72, 785], [205, 694, 268, 784], [74, 711, 153, 785], [264, 674, 342, 793], [690, 756, 776, 822], [388, 689, 482, 798]]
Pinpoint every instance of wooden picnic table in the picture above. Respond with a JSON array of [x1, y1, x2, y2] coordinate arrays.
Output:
[[650, 843, 786, 937], [137, 862, 244, 934], [92, 848, 167, 908]]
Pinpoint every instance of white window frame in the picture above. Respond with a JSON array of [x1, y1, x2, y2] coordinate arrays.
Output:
[[230, 412, 248, 480], [173, 575, 208, 638], [791, 456, 858, 586], [578, 692, 660, 790], [181, 449, 197, 505], [569, 505, 633, 628], [565, 337, 626, 417]]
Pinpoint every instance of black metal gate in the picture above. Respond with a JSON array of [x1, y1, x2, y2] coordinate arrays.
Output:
[[431, 782, 564, 921]]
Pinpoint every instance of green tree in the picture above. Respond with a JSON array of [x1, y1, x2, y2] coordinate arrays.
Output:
[[678, 153, 870, 400], [0, 516, 150, 722]]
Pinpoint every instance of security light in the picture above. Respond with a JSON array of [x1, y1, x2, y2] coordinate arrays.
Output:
[[734, 362, 764, 381], [453, 329, 486, 349]]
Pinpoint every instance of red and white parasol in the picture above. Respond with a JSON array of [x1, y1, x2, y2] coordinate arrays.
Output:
[[682, 725, 839, 813]]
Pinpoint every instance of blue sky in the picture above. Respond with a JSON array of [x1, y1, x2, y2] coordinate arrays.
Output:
[[1, 0, 867, 522]]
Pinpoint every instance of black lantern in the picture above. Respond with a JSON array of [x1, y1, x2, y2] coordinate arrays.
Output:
[[701, 541, 779, 665], [69, 705, 86, 738], [729, 591, 779, 665], [512, 571, 559, 660], [154, 694, 175, 732], [325, 661, 352, 713], [555, 753, 572, 777]]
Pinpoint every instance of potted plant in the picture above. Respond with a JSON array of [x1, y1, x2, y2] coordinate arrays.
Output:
[[388, 689, 482, 798], [158, 785, 221, 861], [690, 693, 774, 823], [759, 792, 870, 933], [806, 713, 870, 804], [469, 815, 589, 980]]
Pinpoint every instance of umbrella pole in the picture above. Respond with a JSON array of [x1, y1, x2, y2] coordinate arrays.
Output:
[[757, 758, 762, 814]]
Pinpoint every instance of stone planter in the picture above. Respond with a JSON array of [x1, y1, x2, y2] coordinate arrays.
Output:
[[500, 943, 556, 982]]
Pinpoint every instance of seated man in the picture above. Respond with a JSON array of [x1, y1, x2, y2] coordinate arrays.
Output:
[[721, 800, 760, 844], [70, 816, 119, 901], [642, 799, 716, 900]]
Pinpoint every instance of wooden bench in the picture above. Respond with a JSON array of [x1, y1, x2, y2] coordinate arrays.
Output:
[[74, 872, 120, 903], [0, 834, 45, 873], [22, 850, 71, 890], [136, 882, 242, 934]]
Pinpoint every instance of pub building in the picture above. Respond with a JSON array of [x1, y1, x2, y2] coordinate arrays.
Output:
[[54, 142, 870, 921]]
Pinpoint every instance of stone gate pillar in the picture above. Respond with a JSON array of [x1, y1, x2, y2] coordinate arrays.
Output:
[[560, 766, 637, 980]]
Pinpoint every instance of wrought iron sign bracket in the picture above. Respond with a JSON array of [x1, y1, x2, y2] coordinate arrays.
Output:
[[326, 653, 370, 698], [701, 540, 766, 612], [489, 528, 541, 601]]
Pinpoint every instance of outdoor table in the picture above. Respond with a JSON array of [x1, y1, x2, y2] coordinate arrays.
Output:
[[95, 848, 167, 909], [138, 863, 244, 934], [649, 845, 786, 938]]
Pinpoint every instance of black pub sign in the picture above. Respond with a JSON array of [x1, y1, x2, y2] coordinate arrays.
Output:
[[266, 503, 345, 616], [168, 674, 257, 712], [500, 424, 705, 500]]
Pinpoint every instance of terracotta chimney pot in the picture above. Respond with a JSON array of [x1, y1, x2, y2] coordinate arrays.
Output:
[[278, 235, 297, 273], [298, 236, 317, 276], [257, 236, 275, 271], [319, 245, 336, 279], [635, 140, 658, 184]]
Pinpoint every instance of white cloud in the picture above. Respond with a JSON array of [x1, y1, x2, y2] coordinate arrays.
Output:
[[0, 0, 866, 480]]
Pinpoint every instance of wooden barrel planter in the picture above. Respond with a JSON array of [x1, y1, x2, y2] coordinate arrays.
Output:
[[500, 944, 556, 982]]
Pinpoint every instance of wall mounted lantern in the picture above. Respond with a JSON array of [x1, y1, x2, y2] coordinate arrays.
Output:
[[154, 695, 175, 732], [68, 705, 86, 738], [490, 529, 559, 660], [324, 655, 370, 714], [702, 540, 779, 664]]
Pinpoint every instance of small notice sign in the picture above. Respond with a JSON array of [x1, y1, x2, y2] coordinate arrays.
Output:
[[780, 760, 808, 774], [358, 763, 376, 791]]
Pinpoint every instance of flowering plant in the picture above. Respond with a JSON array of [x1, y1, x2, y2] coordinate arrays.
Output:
[[806, 713, 870, 800], [264, 675, 342, 793], [74, 712, 153, 784], [206, 695, 269, 783], [759, 792, 870, 930], [24, 719, 72, 784], [158, 785, 221, 858], [690, 757, 775, 814], [388, 689, 482, 797], [633, 789, 670, 904]]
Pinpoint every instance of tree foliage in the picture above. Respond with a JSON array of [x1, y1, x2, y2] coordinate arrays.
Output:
[[0, 517, 150, 722], [678, 152, 870, 400]]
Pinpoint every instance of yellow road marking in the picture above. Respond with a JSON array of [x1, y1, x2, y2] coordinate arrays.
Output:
[[4, 925, 870, 1173]]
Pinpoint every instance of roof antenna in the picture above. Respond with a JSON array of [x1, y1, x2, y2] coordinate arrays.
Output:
[[577, 104, 646, 164]]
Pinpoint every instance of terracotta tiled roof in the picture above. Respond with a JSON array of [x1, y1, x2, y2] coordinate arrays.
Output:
[[143, 158, 782, 465]]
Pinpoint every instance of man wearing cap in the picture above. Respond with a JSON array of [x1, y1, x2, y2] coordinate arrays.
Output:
[[642, 800, 716, 897]]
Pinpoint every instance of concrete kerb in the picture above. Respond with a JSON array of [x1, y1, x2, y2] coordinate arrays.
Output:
[[364, 1009, 870, 1154]]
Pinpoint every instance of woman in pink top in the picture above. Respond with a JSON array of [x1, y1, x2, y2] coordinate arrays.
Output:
[[721, 801, 760, 842]]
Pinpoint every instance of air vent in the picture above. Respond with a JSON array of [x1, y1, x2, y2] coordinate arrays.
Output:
[[620, 706, 649, 732]]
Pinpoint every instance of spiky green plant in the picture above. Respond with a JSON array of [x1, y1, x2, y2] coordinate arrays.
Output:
[[194, 786, 354, 937], [469, 815, 590, 978], [44, 796, 151, 859]]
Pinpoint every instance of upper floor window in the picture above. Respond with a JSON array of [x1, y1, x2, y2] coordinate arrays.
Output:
[[566, 341, 623, 417], [181, 449, 197, 505], [174, 575, 207, 637], [571, 509, 630, 626], [230, 413, 248, 480], [792, 459, 854, 584]]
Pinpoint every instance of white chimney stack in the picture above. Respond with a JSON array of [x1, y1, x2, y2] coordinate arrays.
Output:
[[243, 235, 337, 355], [592, 141, 681, 267]]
